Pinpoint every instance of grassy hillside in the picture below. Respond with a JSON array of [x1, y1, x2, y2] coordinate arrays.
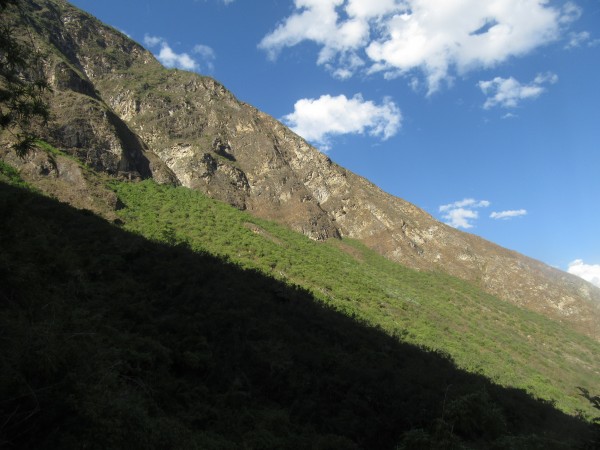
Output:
[[113, 180, 600, 417], [0, 167, 598, 448]]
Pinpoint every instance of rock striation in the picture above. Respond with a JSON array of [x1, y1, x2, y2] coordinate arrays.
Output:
[[4, 0, 600, 338]]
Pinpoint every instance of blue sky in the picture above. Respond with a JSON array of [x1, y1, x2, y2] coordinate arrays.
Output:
[[69, 0, 600, 286]]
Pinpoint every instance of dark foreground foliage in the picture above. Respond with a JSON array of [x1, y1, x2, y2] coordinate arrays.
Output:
[[0, 181, 595, 449]]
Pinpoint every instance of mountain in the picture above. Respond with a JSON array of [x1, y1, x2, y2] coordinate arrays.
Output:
[[3, 0, 600, 329], [2, 1, 600, 447], [6, 0, 598, 340]]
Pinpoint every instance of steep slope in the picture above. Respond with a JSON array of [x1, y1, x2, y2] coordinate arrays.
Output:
[[4, 0, 600, 338], [1, 0, 177, 187], [1, 175, 598, 449], [110, 178, 600, 419]]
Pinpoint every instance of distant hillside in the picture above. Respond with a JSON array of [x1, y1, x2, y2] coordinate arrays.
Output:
[[2, 0, 599, 340], [1, 170, 599, 448]]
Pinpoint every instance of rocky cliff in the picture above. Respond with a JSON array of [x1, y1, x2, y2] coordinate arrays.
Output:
[[4, 0, 600, 338]]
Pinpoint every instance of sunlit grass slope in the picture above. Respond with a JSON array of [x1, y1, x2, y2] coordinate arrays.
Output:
[[114, 179, 600, 418]]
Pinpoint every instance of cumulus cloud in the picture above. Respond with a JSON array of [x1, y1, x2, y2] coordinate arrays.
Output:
[[442, 208, 479, 229], [157, 44, 198, 70], [490, 209, 527, 220], [478, 72, 558, 109], [259, 0, 369, 64], [144, 35, 198, 70], [439, 199, 490, 229], [260, 0, 577, 94], [144, 35, 216, 72], [568, 260, 600, 288], [282, 94, 401, 150]]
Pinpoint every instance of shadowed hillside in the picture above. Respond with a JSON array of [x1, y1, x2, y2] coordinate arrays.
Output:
[[0, 179, 596, 449]]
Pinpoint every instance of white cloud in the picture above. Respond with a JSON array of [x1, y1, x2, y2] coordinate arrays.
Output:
[[193, 44, 216, 71], [564, 30, 600, 49], [565, 30, 590, 49], [282, 94, 401, 150], [258, 0, 370, 80], [568, 260, 600, 288], [117, 28, 132, 38], [143, 34, 163, 48], [193, 44, 215, 59], [440, 199, 491, 212], [157, 44, 198, 70], [260, 0, 576, 94], [490, 209, 527, 220], [559, 1, 583, 24], [144, 35, 198, 70], [478, 72, 558, 109], [442, 208, 480, 229], [439, 198, 490, 229], [143, 35, 216, 72]]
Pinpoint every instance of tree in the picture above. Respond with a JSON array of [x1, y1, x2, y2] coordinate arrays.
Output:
[[0, 0, 50, 156], [578, 387, 600, 449]]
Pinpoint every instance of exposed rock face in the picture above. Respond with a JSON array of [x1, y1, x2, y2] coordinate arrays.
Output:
[[5, 0, 600, 338], [0, 147, 121, 220], [6, 0, 178, 186]]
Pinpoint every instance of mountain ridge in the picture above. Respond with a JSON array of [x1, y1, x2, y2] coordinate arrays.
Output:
[[2, 0, 600, 339]]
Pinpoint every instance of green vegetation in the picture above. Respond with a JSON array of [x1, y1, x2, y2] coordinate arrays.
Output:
[[0, 0, 51, 156], [0, 159, 30, 189], [113, 180, 600, 418], [1, 172, 597, 448], [34, 138, 62, 156]]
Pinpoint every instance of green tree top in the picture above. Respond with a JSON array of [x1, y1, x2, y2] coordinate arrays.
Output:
[[0, 0, 50, 156]]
